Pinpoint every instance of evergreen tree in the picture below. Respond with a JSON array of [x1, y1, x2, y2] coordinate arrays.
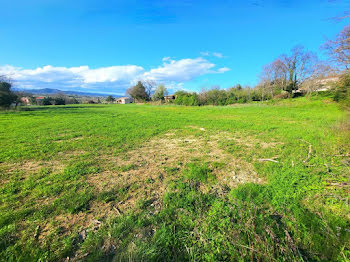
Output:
[[0, 80, 17, 109]]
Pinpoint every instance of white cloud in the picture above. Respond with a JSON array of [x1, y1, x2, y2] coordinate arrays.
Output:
[[2, 65, 144, 84], [80, 66, 144, 83], [142, 57, 215, 82], [0, 57, 230, 94], [216, 67, 230, 73], [0, 65, 145, 94], [162, 57, 172, 62]]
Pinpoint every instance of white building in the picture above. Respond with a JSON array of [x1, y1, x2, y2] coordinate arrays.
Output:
[[116, 97, 133, 104]]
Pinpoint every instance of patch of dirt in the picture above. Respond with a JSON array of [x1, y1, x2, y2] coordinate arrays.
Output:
[[1, 160, 65, 177], [38, 201, 112, 241], [88, 127, 266, 214]]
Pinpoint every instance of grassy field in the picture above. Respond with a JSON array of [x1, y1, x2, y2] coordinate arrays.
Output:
[[0, 97, 349, 261]]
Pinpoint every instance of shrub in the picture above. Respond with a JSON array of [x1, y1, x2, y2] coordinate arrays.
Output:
[[274, 91, 290, 99], [174, 91, 199, 106], [334, 72, 350, 107]]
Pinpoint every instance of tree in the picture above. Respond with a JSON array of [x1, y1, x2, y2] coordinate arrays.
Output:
[[152, 85, 168, 101], [53, 97, 65, 105], [106, 95, 115, 103], [281, 46, 318, 93], [42, 97, 53, 105], [126, 81, 149, 102], [258, 60, 287, 100], [260, 46, 317, 94], [143, 80, 156, 99], [324, 25, 350, 70], [260, 58, 287, 92], [52, 93, 68, 105], [0, 78, 17, 109]]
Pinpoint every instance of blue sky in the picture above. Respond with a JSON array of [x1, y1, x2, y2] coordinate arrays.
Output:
[[0, 0, 349, 95]]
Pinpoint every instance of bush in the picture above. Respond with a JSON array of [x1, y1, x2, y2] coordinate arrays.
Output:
[[174, 91, 199, 106], [334, 73, 350, 107], [273, 91, 290, 99]]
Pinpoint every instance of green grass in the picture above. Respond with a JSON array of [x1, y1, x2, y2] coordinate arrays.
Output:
[[0, 97, 349, 261]]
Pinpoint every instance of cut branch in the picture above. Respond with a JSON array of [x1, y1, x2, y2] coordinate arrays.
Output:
[[327, 182, 350, 187], [302, 140, 313, 164], [258, 158, 279, 163]]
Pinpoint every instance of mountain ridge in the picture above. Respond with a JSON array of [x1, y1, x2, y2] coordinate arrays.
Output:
[[13, 88, 120, 97]]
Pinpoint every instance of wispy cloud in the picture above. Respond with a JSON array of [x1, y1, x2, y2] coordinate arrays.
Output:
[[216, 67, 230, 73], [0, 57, 230, 95], [200, 51, 225, 58], [162, 57, 172, 62], [212, 52, 224, 58]]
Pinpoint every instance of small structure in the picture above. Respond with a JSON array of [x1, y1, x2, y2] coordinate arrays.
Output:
[[20, 97, 31, 105], [314, 76, 339, 91], [116, 97, 133, 104], [164, 95, 175, 102], [299, 75, 339, 94], [35, 96, 45, 105]]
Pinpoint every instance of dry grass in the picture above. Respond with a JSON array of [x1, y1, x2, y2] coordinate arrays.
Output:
[[1, 127, 274, 247], [1, 159, 65, 178], [88, 128, 266, 214]]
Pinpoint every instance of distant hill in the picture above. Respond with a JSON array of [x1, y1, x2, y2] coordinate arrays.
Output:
[[13, 88, 119, 97]]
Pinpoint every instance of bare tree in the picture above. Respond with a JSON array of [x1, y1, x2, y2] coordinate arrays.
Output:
[[260, 46, 318, 94], [259, 60, 286, 97], [142, 80, 157, 99], [323, 25, 350, 70], [329, 10, 350, 22], [152, 84, 168, 101], [280, 46, 318, 93]]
